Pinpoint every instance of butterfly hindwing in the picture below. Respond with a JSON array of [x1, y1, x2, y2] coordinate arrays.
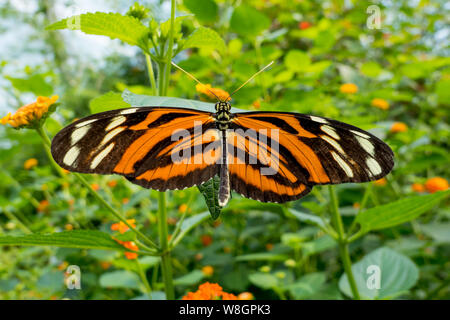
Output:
[[51, 107, 220, 191]]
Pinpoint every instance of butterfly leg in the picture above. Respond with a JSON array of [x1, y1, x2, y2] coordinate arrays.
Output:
[[218, 130, 230, 206]]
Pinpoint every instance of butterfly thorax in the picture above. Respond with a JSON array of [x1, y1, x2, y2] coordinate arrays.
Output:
[[215, 101, 232, 131]]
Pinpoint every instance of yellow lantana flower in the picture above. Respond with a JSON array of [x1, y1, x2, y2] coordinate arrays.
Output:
[[1, 95, 59, 129], [340, 83, 358, 94], [202, 265, 214, 277], [196, 84, 231, 102]]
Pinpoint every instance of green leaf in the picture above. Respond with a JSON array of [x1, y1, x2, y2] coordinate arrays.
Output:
[[89, 91, 132, 113], [235, 252, 290, 262], [99, 270, 141, 289], [160, 16, 187, 39], [302, 235, 337, 257], [174, 270, 204, 286], [248, 273, 279, 289], [197, 175, 222, 220], [183, 27, 226, 53], [230, 5, 270, 38], [435, 79, 450, 105], [47, 12, 149, 51], [355, 190, 450, 235], [287, 273, 326, 299], [183, 0, 218, 23], [171, 211, 210, 246], [339, 247, 419, 299], [420, 222, 450, 244], [0, 230, 124, 251], [284, 50, 311, 72], [360, 62, 383, 77], [289, 208, 327, 229], [121, 89, 248, 112], [6, 74, 53, 96]]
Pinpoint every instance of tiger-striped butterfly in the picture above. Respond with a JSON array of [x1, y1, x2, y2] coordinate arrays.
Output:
[[51, 65, 394, 206]]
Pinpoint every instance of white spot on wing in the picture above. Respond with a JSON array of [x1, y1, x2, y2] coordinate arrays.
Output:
[[101, 126, 125, 146], [71, 125, 90, 145], [331, 151, 353, 178], [351, 130, 370, 139], [105, 116, 126, 131], [63, 146, 80, 167], [75, 119, 96, 128], [120, 108, 138, 115], [355, 135, 375, 156], [366, 157, 382, 176], [90, 143, 115, 169], [321, 135, 345, 155], [310, 116, 328, 124], [321, 125, 340, 140]]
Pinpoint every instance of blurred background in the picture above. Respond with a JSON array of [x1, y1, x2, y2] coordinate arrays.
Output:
[[0, 0, 449, 300]]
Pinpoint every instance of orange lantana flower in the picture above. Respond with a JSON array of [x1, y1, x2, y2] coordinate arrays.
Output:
[[24, 158, 38, 170], [182, 282, 238, 300], [371, 98, 390, 110], [111, 219, 136, 234], [411, 183, 425, 193], [196, 84, 231, 102], [425, 177, 448, 193], [107, 180, 117, 188], [374, 178, 387, 186], [37, 200, 50, 213], [1, 95, 58, 128], [115, 239, 139, 260], [201, 234, 213, 247], [237, 292, 254, 300], [340, 83, 358, 94], [390, 122, 408, 133]]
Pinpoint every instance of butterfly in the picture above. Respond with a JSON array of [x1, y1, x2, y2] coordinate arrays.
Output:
[[51, 103, 394, 207], [51, 63, 394, 206]]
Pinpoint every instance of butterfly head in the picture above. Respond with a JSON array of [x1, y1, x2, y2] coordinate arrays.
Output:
[[215, 101, 231, 113]]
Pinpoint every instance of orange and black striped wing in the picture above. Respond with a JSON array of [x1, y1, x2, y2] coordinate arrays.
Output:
[[228, 111, 394, 203], [51, 107, 220, 191]]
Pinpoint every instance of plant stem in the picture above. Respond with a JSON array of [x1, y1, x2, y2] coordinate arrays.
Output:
[[136, 260, 152, 299], [328, 186, 361, 300], [157, 191, 175, 300], [145, 54, 158, 96], [2, 209, 32, 234], [36, 126, 158, 249], [151, 0, 177, 300], [35, 126, 65, 178], [162, 0, 176, 96]]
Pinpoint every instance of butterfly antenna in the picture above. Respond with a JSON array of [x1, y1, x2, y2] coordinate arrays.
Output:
[[226, 61, 274, 100], [171, 61, 222, 102]]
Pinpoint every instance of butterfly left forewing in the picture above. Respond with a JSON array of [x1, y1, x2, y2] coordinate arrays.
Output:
[[51, 107, 220, 191]]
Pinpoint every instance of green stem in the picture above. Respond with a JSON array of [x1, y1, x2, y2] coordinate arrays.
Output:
[[136, 260, 152, 299], [36, 126, 158, 250], [163, 0, 176, 96], [35, 126, 65, 178], [2, 209, 32, 234], [74, 173, 157, 249], [145, 54, 158, 96], [157, 192, 175, 300], [328, 186, 361, 300]]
